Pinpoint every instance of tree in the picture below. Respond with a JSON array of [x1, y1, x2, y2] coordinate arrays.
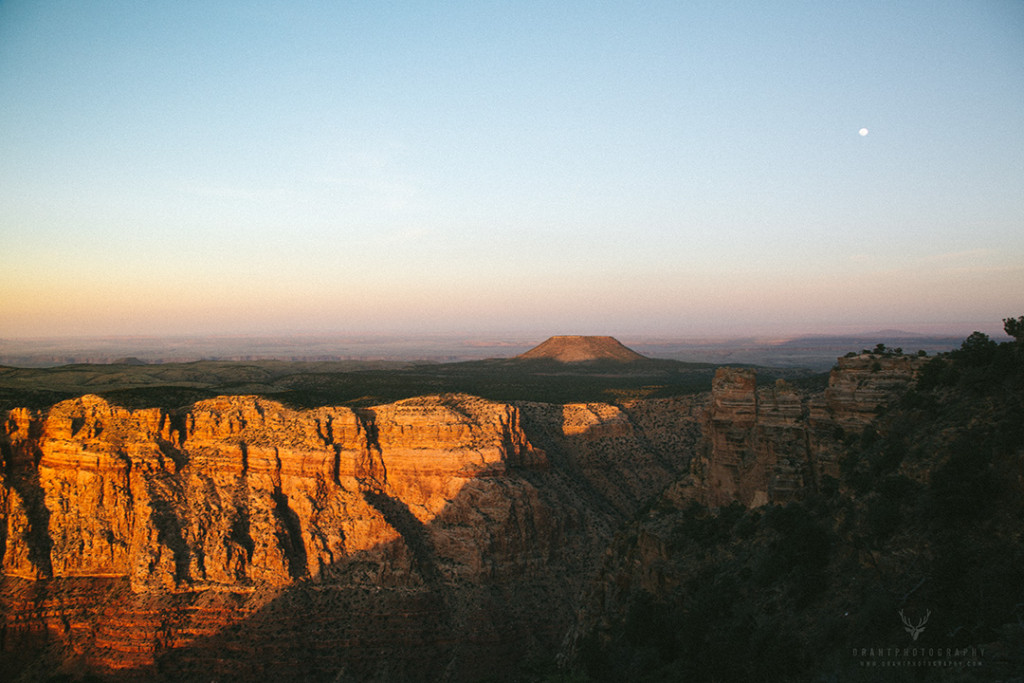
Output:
[[956, 331, 997, 367], [1004, 316, 1024, 343]]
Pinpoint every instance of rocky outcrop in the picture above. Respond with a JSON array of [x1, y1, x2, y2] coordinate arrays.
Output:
[[689, 355, 926, 507], [561, 343, 1024, 682], [1, 394, 544, 592], [690, 369, 810, 507], [818, 353, 927, 431], [0, 392, 691, 681], [0, 354, 926, 680]]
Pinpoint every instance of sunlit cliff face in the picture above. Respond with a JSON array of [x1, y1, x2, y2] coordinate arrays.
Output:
[[0, 355, 926, 679], [2, 394, 545, 589]]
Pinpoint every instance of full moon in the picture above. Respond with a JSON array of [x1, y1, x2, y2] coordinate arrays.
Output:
[[859, 128, 869, 136]]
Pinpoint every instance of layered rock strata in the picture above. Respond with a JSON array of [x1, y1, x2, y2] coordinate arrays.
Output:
[[0, 355, 924, 680], [688, 354, 926, 507], [0, 393, 691, 681], [560, 355, 934, 677], [2, 394, 543, 591]]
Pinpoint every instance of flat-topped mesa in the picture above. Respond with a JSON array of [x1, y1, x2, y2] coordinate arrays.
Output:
[[516, 335, 647, 363]]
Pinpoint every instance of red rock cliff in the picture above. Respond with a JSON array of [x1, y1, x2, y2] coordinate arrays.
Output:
[[1, 394, 546, 589], [0, 392, 691, 681], [0, 356, 924, 679]]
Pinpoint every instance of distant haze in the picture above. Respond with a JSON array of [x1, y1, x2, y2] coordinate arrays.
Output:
[[1, 3, 1021, 338], [0, 330, 983, 371]]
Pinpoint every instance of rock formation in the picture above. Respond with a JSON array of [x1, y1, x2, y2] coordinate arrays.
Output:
[[683, 353, 927, 508], [559, 342, 1024, 681], [2, 394, 546, 589], [0, 353, 924, 680], [818, 352, 926, 432], [516, 336, 647, 363], [0, 392, 693, 680]]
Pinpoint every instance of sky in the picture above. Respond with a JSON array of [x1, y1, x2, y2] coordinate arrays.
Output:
[[1, 1, 1022, 339]]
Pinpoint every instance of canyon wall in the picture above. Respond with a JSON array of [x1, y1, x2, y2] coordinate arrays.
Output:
[[557, 348, 1024, 682], [0, 354, 923, 680], [0, 393, 697, 681], [680, 353, 927, 508], [1, 394, 544, 590]]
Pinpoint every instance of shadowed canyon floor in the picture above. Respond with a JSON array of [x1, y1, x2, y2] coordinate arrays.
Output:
[[1, 331, 1022, 681]]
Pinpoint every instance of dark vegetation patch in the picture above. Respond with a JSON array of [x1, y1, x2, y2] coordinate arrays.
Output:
[[94, 386, 221, 411], [0, 386, 76, 411], [0, 358, 820, 411], [570, 321, 1024, 681]]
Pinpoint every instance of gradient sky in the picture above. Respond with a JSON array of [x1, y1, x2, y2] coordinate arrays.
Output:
[[1, 1, 1022, 338]]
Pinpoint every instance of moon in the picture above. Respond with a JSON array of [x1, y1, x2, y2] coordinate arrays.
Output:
[[859, 128, 869, 136]]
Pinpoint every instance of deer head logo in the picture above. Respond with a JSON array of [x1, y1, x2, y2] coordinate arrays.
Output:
[[898, 609, 930, 641]]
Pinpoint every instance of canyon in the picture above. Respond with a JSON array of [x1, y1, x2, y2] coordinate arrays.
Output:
[[0, 351, 950, 680]]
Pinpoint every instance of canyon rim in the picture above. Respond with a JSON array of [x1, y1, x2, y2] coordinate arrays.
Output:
[[0, 332, 1022, 681]]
